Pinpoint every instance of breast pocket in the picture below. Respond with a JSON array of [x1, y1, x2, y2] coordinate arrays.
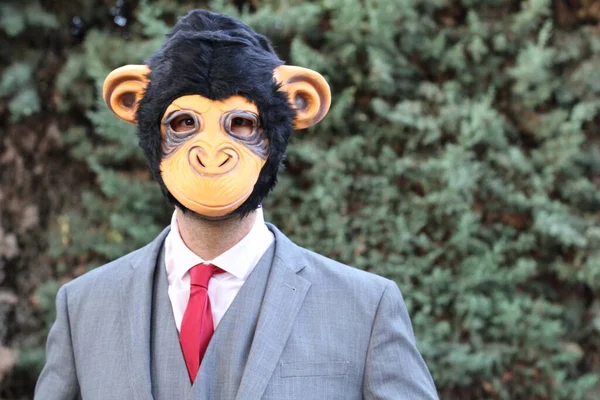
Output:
[[280, 361, 349, 378]]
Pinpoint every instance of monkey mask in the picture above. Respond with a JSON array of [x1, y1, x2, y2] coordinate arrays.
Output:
[[102, 10, 331, 219]]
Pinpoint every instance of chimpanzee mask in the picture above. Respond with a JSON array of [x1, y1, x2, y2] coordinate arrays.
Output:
[[102, 10, 330, 219]]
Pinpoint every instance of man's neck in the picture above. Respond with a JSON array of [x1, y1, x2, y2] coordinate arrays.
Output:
[[175, 208, 257, 260]]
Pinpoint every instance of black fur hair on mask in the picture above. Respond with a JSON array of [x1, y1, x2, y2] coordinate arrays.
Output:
[[136, 10, 296, 219]]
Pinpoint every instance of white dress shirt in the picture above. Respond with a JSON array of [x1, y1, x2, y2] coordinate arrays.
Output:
[[164, 207, 274, 331]]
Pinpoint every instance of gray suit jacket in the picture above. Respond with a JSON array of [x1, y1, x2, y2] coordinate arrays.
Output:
[[35, 224, 438, 399]]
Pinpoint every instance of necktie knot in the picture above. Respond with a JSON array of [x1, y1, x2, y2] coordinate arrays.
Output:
[[189, 263, 223, 288]]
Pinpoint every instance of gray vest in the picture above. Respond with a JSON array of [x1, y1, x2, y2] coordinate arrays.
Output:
[[150, 243, 276, 400]]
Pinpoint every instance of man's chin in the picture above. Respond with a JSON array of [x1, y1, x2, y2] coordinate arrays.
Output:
[[177, 206, 240, 222]]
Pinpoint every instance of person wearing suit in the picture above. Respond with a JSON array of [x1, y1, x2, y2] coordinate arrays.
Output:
[[35, 9, 439, 400]]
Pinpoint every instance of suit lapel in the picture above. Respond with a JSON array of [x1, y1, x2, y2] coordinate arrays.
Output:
[[119, 227, 170, 400], [235, 224, 311, 400]]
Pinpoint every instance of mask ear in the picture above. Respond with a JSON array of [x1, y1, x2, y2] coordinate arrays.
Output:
[[274, 65, 331, 129], [102, 65, 150, 124]]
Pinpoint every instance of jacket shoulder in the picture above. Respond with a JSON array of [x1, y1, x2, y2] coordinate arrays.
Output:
[[268, 222, 393, 297], [61, 236, 161, 299], [296, 246, 393, 297]]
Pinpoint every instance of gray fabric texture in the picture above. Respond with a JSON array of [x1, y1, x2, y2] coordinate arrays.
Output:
[[35, 223, 439, 399], [150, 245, 191, 399], [192, 239, 274, 400]]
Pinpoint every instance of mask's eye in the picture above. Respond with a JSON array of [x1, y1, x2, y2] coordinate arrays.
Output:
[[169, 112, 198, 134], [229, 116, 255, 137]]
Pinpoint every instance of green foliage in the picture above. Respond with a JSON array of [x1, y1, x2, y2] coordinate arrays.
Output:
[[0, 62, 40, 121], [0, 1, 58, 37], [2, 0, 599, 399]]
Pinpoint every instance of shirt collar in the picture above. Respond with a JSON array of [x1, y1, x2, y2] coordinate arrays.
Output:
[[165, 207, 273, 283]]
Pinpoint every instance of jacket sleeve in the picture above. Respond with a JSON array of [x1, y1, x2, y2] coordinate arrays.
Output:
[[363, 280, 439, 400], [35, 285, 80, 399]]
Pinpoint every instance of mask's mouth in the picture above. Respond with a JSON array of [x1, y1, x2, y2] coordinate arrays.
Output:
[[177, 186, 255, 217]]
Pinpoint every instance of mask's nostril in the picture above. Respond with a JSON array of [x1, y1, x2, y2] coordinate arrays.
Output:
[[196, 154, 205, 168], [218, 156, 231, 168]]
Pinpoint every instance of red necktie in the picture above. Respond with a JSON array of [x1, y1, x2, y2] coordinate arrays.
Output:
[[179, 263, 223, 383]]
